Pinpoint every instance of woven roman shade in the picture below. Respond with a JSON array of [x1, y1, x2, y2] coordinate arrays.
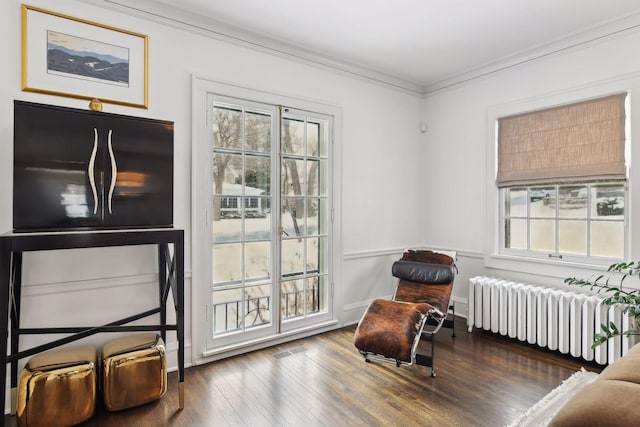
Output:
[[497, 93, 627, 187]]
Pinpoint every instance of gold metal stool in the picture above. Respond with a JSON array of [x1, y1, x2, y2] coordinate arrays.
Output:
[[17, 345, 98, 427], [102, 333, 167, 411]]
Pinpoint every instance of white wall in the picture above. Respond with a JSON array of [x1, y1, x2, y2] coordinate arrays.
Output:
[[5, 1, 638, 418], [9, 0, 636, 386], [422, 25, 640, 307], [0, 0, 425, 380]]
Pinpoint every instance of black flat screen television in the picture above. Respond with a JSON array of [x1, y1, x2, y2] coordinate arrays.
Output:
[[13, 100, 174, 232]]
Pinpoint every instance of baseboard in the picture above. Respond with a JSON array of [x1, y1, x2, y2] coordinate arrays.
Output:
[[450, 295, 469, 320]]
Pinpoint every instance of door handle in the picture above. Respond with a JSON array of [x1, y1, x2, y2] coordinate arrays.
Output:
[[107, 129, 117, 214], [88, 128, 99, 215]]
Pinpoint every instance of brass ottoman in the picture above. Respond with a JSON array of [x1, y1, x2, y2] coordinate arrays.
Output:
[[17, 345, 98, 427], [102, 333, 167, 411]]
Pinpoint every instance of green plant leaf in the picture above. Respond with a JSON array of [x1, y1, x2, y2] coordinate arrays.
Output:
[[567, 261, 640, 349]]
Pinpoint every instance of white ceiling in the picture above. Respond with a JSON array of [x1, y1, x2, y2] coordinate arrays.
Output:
[[105, 0, 640, 93]]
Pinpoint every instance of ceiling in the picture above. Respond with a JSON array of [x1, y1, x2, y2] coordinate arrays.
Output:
[[104, 0, 640, 93]]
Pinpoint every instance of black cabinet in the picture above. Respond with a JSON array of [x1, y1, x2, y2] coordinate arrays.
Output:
[[13, 101, 174, 232]]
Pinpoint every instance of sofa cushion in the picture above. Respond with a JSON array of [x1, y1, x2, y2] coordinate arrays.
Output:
[[598, 349, 640, 384], [549, 342, 640, 426], [549, 379, 640, 426]]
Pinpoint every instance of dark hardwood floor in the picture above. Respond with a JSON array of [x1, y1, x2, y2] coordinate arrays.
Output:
[[5, 317, 603, 426]]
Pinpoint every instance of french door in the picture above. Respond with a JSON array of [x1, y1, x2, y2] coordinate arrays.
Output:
[[206, 95, 332, 349]]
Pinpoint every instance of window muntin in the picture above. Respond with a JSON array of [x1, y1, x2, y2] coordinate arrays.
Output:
[[212, 101, 274, 336], [280, 112, 329, 322], [209, 100, 332, 343], [502, 182, 625, 260]]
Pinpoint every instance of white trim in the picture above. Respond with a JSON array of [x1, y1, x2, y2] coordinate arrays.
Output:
[[80, 0, 640, 96], [195, 320, 339, 364], [165, 342, 193, 372], [425, 12, 640, 94], [79, 0, 424, 95], [20, 273, 177, 296], [342, 295, 392, 313], [450, 295, 468, 320], [343, 247, 481, 261], [192, 75, 343, 116], [343, 247, 409, 260]]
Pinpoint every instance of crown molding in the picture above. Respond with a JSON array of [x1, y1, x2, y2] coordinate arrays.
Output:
[[78, 0, 640, 97], [423, 10, 640, 95], [77, 0, 425, 95]]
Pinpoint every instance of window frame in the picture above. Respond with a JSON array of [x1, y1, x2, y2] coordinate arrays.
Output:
[[499, 183, 627, 265], [191, 75, 343, 364], [485, 83, 633, 278]]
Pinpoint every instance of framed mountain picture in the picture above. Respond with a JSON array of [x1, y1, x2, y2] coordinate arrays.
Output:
[[21, 4, 148, 109]]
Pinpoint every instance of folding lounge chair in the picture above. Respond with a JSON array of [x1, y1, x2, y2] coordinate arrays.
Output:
[[353, 250, 456, 377]]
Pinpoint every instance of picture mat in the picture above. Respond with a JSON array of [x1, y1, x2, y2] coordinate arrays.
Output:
[[23, 6, 147, 108]]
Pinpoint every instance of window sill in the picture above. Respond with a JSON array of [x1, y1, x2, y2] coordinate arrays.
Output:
[[484, 252, 611, 281]]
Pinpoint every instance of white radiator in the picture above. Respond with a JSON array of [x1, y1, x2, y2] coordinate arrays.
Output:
[[468, 276, 635, 364]]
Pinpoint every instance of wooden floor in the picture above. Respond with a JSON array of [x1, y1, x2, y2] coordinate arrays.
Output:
[[5, 317, 603, 427]]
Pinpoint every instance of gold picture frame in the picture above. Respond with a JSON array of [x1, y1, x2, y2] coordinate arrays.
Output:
[[22, 4, 149, 109]]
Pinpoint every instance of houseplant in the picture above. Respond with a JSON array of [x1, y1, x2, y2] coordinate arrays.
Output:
[[565, 261, 640, 348]]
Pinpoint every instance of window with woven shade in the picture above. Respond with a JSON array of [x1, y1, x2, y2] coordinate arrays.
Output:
[[499, 93, 627, 261]]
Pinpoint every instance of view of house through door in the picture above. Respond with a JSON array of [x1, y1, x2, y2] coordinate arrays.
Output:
[[208, 96, 332, 349]]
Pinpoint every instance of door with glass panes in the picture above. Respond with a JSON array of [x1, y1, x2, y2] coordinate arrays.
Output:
[[209, 96, 331, 348]]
